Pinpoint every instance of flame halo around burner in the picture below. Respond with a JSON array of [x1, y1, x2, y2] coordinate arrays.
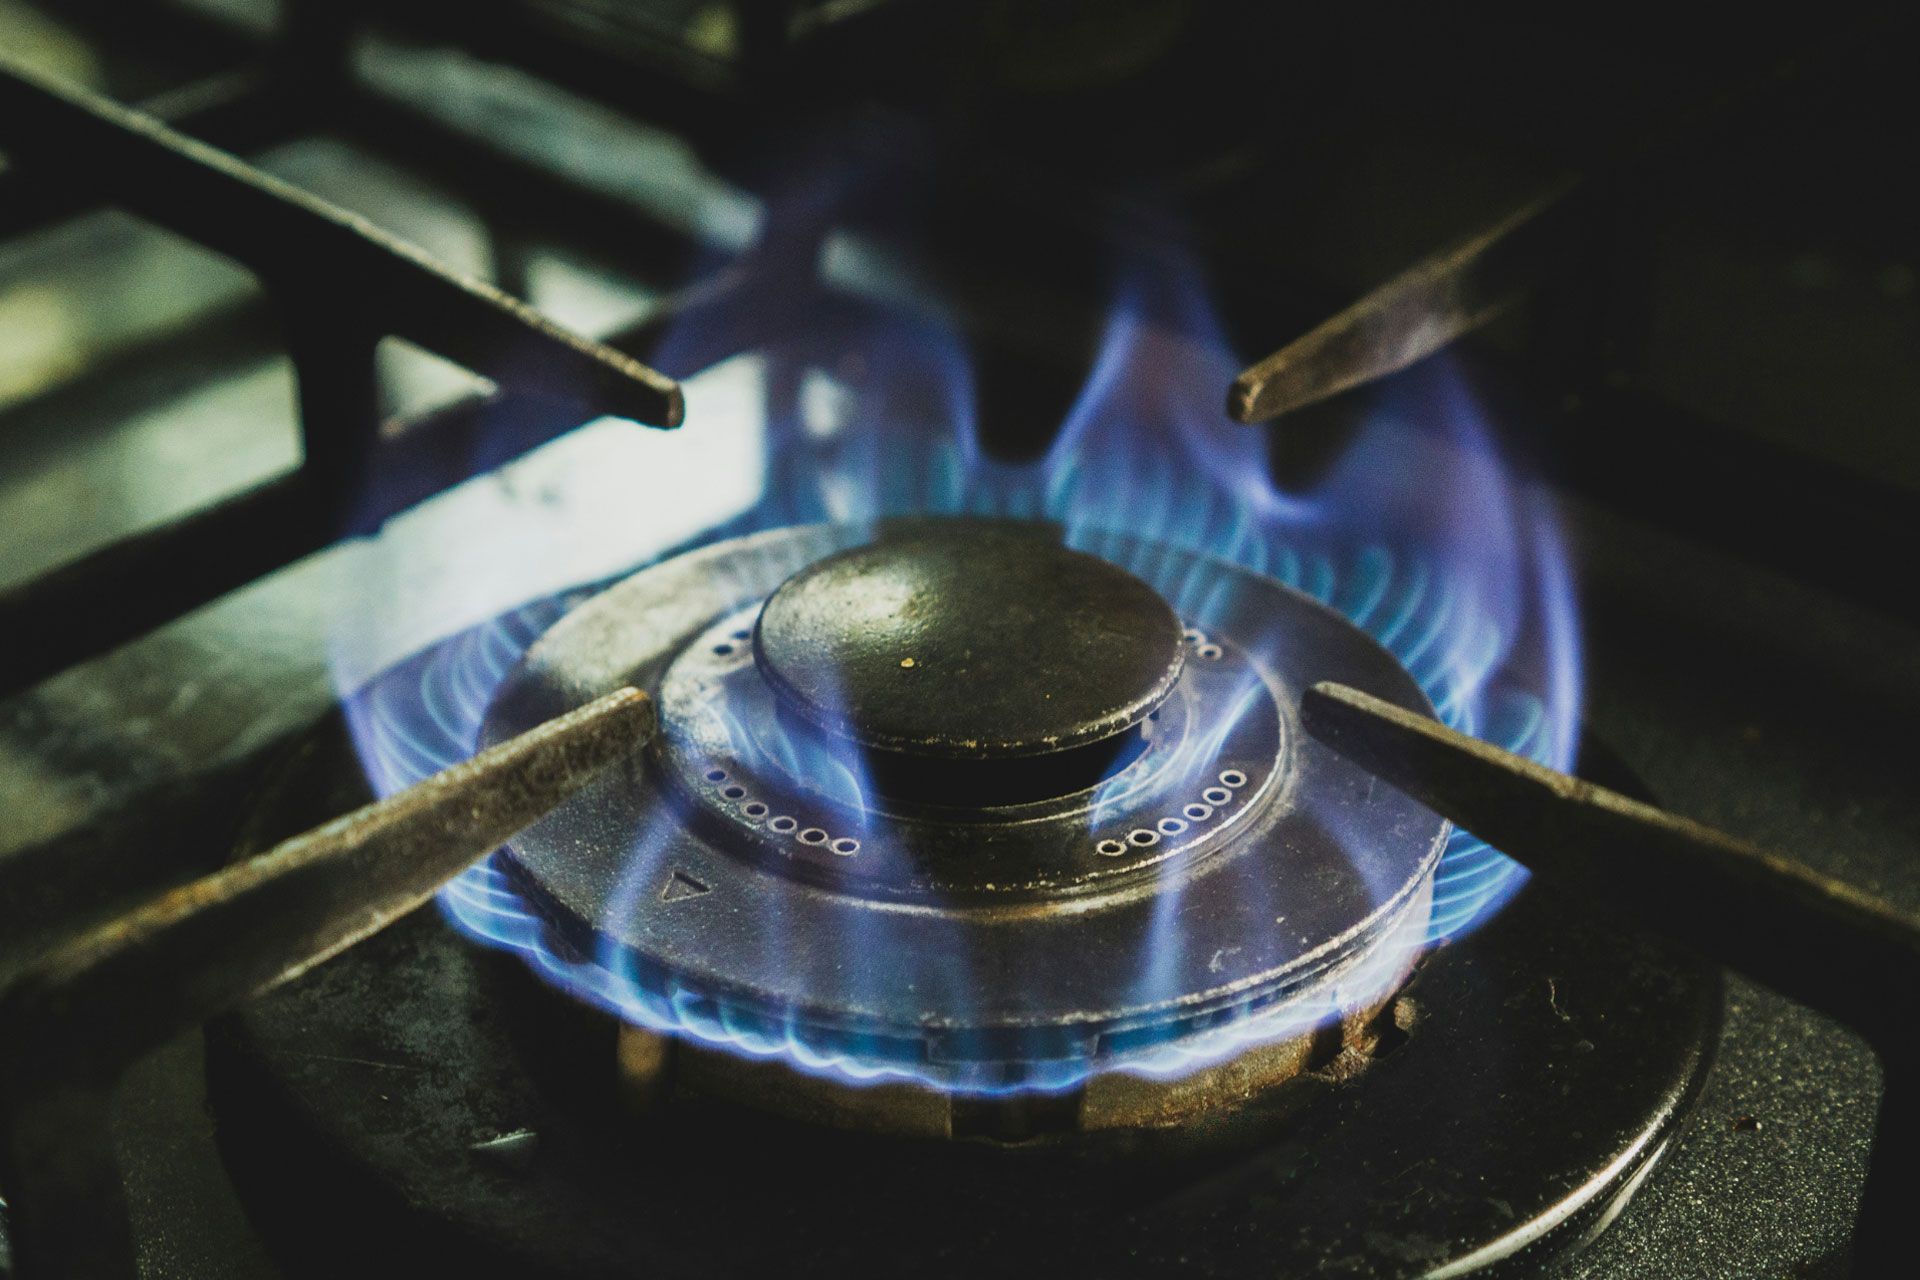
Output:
[[477, 520, 1446, 1090]]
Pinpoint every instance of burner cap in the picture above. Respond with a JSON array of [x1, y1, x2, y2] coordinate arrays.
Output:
[[754, 525, 1183, 759]]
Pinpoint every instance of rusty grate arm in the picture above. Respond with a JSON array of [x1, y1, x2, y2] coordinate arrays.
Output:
[[0, 54, 686, 695], [0, 688, 655, 1280], [1301, 681, 1920, 1015], [1301, 680, 1920, 1271]]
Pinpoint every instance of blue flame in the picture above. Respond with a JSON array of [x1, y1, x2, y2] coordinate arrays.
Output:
[[336, 206, 1580, 1094]]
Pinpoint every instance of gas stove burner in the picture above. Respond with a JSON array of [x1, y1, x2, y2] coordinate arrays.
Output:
[[217, 522, 1720, 1276], [479, 519, 1447, 1099]]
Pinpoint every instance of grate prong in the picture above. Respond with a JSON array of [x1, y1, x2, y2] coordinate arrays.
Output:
[[0, 687, 654, 1280]]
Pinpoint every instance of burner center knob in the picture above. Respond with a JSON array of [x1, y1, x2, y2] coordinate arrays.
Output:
[[753, 526, 1185, 759]]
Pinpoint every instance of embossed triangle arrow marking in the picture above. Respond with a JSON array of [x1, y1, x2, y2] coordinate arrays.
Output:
[[660, 869, 712, 902]]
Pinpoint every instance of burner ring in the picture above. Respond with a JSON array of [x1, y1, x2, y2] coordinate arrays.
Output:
[[655, 602, 1283, 899], [479, 521, 1448, 1081]]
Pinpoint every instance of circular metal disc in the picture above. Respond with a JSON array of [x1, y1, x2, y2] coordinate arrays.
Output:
[[754, 524, 1185, 758], [480, 522, 1448, 1066]]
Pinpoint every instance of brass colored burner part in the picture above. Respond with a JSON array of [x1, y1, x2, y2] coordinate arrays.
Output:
[[613, 989, 1408, 1140], [611, 875, 1432, 1139]]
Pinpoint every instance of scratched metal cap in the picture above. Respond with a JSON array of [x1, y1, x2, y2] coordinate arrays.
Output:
[[753, 526, 1185, 760]]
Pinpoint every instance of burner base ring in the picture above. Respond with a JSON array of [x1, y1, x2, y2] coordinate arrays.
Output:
[[210, 718, 1722, 1280], [481, 521, 1449, 1086]]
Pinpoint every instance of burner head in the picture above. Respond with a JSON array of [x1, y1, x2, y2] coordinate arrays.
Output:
[[478, 519, 1446, 1104], [754, 525, 1184, 760]]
